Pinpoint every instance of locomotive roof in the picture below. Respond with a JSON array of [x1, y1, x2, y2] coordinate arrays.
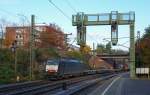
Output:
[[47, 58, 83, 63], [61, 58, 81, 62]]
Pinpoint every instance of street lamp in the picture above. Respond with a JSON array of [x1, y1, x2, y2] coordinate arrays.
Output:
[[11, 40, 18, 82]]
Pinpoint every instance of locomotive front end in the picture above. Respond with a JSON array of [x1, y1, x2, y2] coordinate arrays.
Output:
[[46, 59, 59, 76]]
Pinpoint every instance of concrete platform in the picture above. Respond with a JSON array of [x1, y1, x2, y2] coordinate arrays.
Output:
[[89, 73, 150, 95]]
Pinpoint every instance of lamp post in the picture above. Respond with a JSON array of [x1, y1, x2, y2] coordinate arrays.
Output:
[[93, 42, 96, 69], [11, 40, 18, 81]]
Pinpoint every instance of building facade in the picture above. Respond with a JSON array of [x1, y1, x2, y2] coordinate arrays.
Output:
[[4, 25, 66, 50]]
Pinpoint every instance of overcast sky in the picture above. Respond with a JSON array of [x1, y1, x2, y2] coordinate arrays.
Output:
[[0, 0, 149, 50]]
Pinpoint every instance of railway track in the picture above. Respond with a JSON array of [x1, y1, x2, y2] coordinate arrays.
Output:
[[55, 74, 116, 95], [0, 80, 51, 95], [0, 80, 48, 91], [0, 73, 106, 95]]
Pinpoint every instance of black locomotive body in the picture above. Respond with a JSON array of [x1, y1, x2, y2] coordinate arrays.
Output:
[[45, 58, 91, 79]]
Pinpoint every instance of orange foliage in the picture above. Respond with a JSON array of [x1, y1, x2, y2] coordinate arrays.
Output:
[[39, 25, 66, 49]]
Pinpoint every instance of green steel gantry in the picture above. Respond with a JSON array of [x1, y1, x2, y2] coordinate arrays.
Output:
[[72, 11, 135, 78]]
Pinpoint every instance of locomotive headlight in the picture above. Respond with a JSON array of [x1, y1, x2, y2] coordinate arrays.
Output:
[[46, 65, 50, 72]]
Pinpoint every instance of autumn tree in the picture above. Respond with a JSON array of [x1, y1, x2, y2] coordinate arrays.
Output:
[[39, 24, 66, 49], [96, 44, 106, 54], [96, 42, 111, 54], [65, 50, 84, 60], [35, 48, 60, 63], [16, 49, 29, 78], [106, 42, 112, 54], [82, 45, 92, 54], [136, 25, 150, 67], [0, 48, 14, 83], [0, 18, 17, 48], [0, 18, 8, 47]]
